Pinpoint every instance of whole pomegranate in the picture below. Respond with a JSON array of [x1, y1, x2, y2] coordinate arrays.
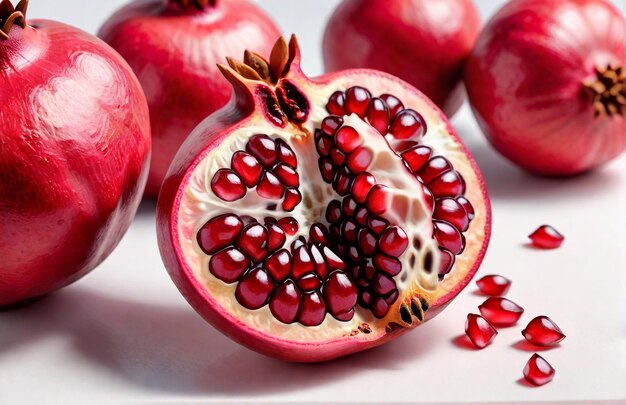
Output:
[[465, 0, 626, 175], [157, 36, 491, 362], [322, 0, 481, 117], [0, 1, 151, 307], [99, 0, 280, 197]]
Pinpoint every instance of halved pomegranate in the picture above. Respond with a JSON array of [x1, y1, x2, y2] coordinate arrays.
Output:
[[157, 36, 491, 362]]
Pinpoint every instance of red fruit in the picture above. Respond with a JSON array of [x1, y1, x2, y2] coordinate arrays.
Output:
[[522, 316, 566, 347], [529, 225, 564, 249], [323, 0, 481, 117], [479, 297, 524, 326], [0, 2, 151, 308], [465, 314, 497, 349], [465, 0, 626, 175], [157, 36, 491, 362], [476, 274, 511, 296], [99, 0, 280, 197], [523, 354, 555, 386]]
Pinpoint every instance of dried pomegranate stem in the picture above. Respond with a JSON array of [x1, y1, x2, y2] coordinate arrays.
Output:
[[169, 0, 216, 10], [583, 65, 626, 117], [0, 0, 28, 40]]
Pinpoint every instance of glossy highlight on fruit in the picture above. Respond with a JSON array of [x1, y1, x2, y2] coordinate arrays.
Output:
[[323, 0, 481, 117], [465, 0, 626, 175], [157, 35, 491, 362], [523, 353, 555, 386], [479, 297, 524, 326], [476, 274, 511, 296], [465, 314, 497, 349], [99, 0, 280, 197], [522, 316, 565, 347], [529, 225, 564, 249], [0, 0, 151, 307]]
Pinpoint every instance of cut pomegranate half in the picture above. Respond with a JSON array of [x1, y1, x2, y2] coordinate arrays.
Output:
[[157, 36, 491, 362]]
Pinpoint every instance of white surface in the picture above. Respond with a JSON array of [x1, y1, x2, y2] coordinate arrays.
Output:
[[1, 1, 625, 403]]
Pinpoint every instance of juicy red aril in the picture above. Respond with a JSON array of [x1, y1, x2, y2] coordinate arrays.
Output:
[[269, 280, 301, 324], [522, 316, 566, 347], [246, 134, 277, 168], [264, 249, 292, 282], [366, 184, 389, 215], [298, 291, 327, 326], [326, 91, 345, 116], [316, 132, 333, 156], [371, 297, 389, 318], [476, 274, 511, 296], [332, 167, 353, 196], [479, 297, 524, 326], [211, 169, 246, 201], [273, 163, 299, 187], [378, 226, 409, 257], [235, 267, 275, 309], [319, 158, 334, 182], [367, 97, 390, 135], [402, 145, 432, 173], [341, 197, 357, 217], [438, 249, 455, 277], [344, 86, 372, 118], [372, 272, 396, 296], [335, 126, 361, 153], [292, 245, 314, 279], [276, 139, 297, 168], [266, 223, 286, 252], [457, 196, 475, 220], [465, 314, 498, 349], [373, 253, 401, 276], [278, 217, 299, 235], [434, 198, 470, 232], [433, 220, 465, 255], [368, 216, 388, 234], [257, 172, 285, 199], [418, 156, 452, 183], [346, 147, 373, 173], [429, 170, 466, 197], [529, 225, 564, 249], [389, 109, 426, 139], [231, 151, 262, 187], [309, 224, 330, 245], [523, 354, 555, 386], [323, 246, 345, 270], [351, 173, 376, 203], [298, 273, 321, 291], [357, 229, 377, 256], [326, 200, 343, 223], [197, 214, 243, 255], [209, 247, 250, 283], [323, 271, 358, 320], [310, 245, 329, 279], [238, 224, 268, 262], [282, 188, 302, 211], [321, 116, 343, 135], [380, 93, 404, 116], [341, 219, 358, 242]]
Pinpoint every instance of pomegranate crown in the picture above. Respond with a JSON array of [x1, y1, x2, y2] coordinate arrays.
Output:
[[583, 65, 626, 117], [169, 0, 216, 10], [0, 0, 28, 40]]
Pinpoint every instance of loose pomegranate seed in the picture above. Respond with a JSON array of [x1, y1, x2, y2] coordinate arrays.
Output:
[[523, 354, 555, 386], [209, 247, 250, 283], [357, 229, 377, 256], [277, 217, 299, 235], [522, 316, 566, 347], [266, 223, 286, 252], [389, 109, 426, 139], [351, 173, 376, 203], [378, 226, 409, 257], [246, 134, 277, 168], [418, 156, 452, 183], [380, 94, 404, 116], [366, 184, 389, 215], [237, 224, 268, 262], [321, 115, 343, 135], [264, 249, 291, 282], [269, 280, 301, 324], [344, 86, 372, 118], [273, 163, 299, 187], [429, 170, 466, 197], [335, 126, 361, 153], [275, 139, 297, 168], [298, 291, 327, 326], [434, 198, 470, 232], [257, 172, 285, 199], [231, 151, 262, 187], [298, 273, 321, 291], [479, 297, 524, 326], [197, 214, 243, 255], [529, 225, 564, 249], [326, 91, 345, 116], [433, 220, 465, 255], [373, 253, 402, 276], [211, 169, 246, 201], [282, 188, 302, 211], [367, 97, 390, 135], [465, 314, 498, 349], [346, 146, 373, 173], [402, 145, 432, 173], [323, 271, 357, 320], [319, 158, 334, 183], [235, 267, 275, 309], [476, 274, 511, 296]]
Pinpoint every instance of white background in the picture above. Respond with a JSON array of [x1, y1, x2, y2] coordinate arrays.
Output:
[[1, 1, 625, 403]]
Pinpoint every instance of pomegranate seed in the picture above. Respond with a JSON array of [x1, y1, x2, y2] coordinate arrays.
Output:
[[389, 109, 427, 139], [298, 273, 321, 291], [208, 247, 250, 283], [372, 272, 396, 296], [385, 290, 399, 305], [479, 297, 524, 326], [335, 126, 361, 153], [282, 188, 302, 211], [378, 226, 409, 257], [257, 172, 285, 199], [522, 316, 566, 347], [290, 236, 306, 251], [323, 271, 357, 320], [360, 260, 376, 280], [418, 156, 452, 183], [422, 187, 435, 212], [429, 170, 466, 197], [344, 86, 372, 118], [346, 244, 361, 262], [269, 280, 301, 324], [341, 196, 358, 217], [316, 134, 333, 157], [292, 245, 314, 279], [373, 253, 402, 276], [354, 206, 369, 226], [321, 115, 343, 135], [264, 249, 291, 282], [523, 354, 555, 386], [366, 184, 389, 215], [319, 158, 334, 183], [346, 147, 373, 173], [273, 163, 299, 187], [326, 91, 345, 116], [351, 172, 376, 203], [433, 220, 465, 255], [266, 223, 286, 252], [367, 97, 390, 135], [322, 246, 345, 271], [434, 198, 470, 232], [402, 145, 432, 173], [359, 291, 373, 308], [211, 169, 246, 201], [310, 244, 329, 279], [380, 93, 404, 116], [332, 167, 353, 196], [438, 248, 455, 276], [465, 314, 498, 349], [330, 147, 346, 165], [237, 224, 268, 262], [456, 196, 475, 220], [371, 297, 389, 318], [235, 267, 274, 309], [197, 214, 243, 255], [476, 274, 511, 296], [277, 217, 299, 235], [298, 291, 327, 326], [246, 134, 277, 168], [529, 225, 564, 249], [326, 200, 343, 223], [310, 224, 330, 245], [357, 229, 377, 256], [231, 151, 262, 187], [341, 219, 358, 242], [367, 216, 389, 234], [275, 139, 297, 168]]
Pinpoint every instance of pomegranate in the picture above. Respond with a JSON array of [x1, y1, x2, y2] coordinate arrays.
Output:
[[99, 0, 280, 197], [465, 0, 626, 175], [523, 353, 555, 386], [322, 0, 481, 117], [157, 36, 491, 362], [528, 225, 564, 249], [0, 0, 151, 307]]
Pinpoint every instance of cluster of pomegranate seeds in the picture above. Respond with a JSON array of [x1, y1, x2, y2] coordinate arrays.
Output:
[[478, 297, 524, 326], [523, 354, 555, 386], [211, 135, 301, 211], [476, 274, 512, 296], [528, 225, 564, 249], [465, 314, 498, 349], [522, 316, 565, 347]]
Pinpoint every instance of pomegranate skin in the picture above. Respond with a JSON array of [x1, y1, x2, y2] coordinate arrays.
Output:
[[323, 0, 481, 117], [99, 0, 280, 198], [465, 0, 626, 175], [0, 20, 151, 307]]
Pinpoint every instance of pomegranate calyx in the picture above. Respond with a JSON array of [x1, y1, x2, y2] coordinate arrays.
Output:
[[169, 0, 216, 10], [582, 65, 626, 117], [0, 0, 28, 40]]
